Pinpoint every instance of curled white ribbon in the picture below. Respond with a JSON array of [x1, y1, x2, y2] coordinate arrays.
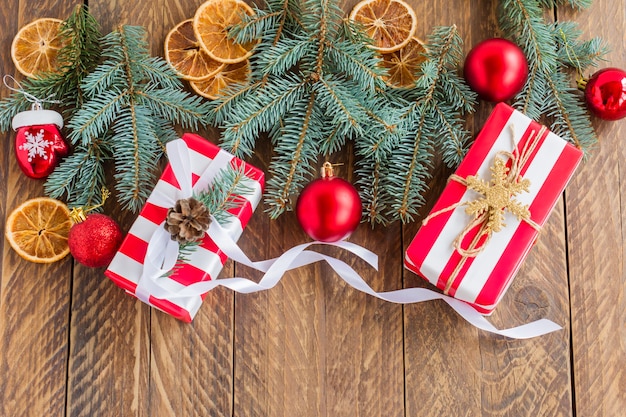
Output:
[[134, 139, 562, 339]]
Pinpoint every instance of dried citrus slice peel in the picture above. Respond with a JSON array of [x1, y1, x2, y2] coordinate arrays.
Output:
[[381, 37, 428, 88], [11, 18, 69, 78], [5, 197, 72, 263], [349, 0, 417, 53], [189, 60, 250, 100], [193, 0, 257, 64], [165, 19, 225, 81]]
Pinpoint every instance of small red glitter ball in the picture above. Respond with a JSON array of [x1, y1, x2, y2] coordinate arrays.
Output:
[[68, 213, 123, 268]]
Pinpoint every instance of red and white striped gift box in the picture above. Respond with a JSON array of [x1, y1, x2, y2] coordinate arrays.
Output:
[[105, 133, 264, 322], [404, 103, 583, 314]]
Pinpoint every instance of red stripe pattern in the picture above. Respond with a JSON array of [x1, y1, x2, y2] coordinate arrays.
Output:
[[104, 133, 265, 322], [404, 103, 582, 314]]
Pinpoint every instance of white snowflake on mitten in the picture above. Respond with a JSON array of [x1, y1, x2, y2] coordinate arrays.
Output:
[[19, 129, 53, 162]]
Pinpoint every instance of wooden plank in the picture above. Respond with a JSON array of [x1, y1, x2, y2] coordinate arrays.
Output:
[[232, 136, 405, 414], [64, 1, 158, 415], [0, 2, 76, 416], [560, 1, 626, 416], [402, 1, 573, 416], [100, 1, 235, 415]]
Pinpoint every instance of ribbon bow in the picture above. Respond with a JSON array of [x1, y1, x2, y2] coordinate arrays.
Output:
[[134, 139, 235, 303]]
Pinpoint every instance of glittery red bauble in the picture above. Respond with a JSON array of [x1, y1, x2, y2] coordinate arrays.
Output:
[[68, 214, 124, 268], [464, 38, 528, 102], [12, 108, 69, 179], [584, 67, 626, 121], [296, 167, 362, 243]]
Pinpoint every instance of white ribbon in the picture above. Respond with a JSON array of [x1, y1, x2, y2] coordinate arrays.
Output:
[[134, 139, 562, 339], [134, 139, 228, 303]]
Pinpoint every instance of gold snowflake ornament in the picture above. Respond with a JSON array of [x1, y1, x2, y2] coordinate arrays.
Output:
[[463, 156, 531, 233]]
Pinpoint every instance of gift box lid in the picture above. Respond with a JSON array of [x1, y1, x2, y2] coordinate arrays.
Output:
[[404, 103, 583, 314]]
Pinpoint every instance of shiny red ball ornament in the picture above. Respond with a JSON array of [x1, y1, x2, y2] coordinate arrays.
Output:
[[12, 105, 69, 179], [583, 67, 626, 121], [68, 213, 124, 268], [464, 38, 529, 102], [296, 163, 362, 242]]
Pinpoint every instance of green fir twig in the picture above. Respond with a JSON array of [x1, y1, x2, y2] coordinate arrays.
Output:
[[169, 164, 255, 274], [45, 25, 211, 212], [498, 0, 607, 154], [0, 4, 101, 131], [209, 0, 400, 220]]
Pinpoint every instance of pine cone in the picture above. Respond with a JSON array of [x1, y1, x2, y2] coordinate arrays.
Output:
[[164, 197, 210, 243]]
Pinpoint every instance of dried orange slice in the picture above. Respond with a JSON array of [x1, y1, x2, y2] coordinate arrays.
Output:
[[349, 0, 417, 53], [189, 60, 250, 99], [11, 18, 69, 78], [165, 19, 225, 81], [5, 197, 72, 263], [381, 37, 428, 88], [193, 0, 257, 64]]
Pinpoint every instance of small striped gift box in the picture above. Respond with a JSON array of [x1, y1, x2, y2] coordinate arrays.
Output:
[[105, 133, 264, 322], [405, 103, 583, 314]]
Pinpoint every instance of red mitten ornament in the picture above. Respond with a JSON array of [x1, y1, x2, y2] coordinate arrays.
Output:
[[296, 163, 362, 243], [69, 190, 124, 268], [12, 104, 69, 179]]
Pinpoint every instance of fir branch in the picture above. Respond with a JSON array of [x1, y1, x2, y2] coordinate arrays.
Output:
[[212, 0, 400, 219], [138, 87, 210, 130], [46, 25, 210, 212], [315, 75, 366, 142], [196, 164, 256, 225], [67, 88, 127, 146], [537, 0, 592, 9], [55, 4, 103, 109], [325, 38, 387, 92], [356, 160, 389, 226], [0, 93, 31, 132], [45, 140, 110, 209], [112, 104, 163, 212], [265, 92, 319, 218], [220, 74, 307, 157], [258, 36, 314, 75], [379, 25, 473, 223], [0, 4, 101, 131], [553, 21, 608, 73], [498, 0, 605, 154]]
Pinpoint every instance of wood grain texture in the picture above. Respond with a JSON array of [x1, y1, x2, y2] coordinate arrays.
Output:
[[402, 3, 572, 416], [0, 2, 75, 416], [561, 1, 626, 416], [0, 0, 624, 416], [65, 1, 153, 416]]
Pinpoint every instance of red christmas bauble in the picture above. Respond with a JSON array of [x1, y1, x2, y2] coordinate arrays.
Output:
[[68, 213, 124, 268], [464, 38, 529, 102], [584, 67, 626, 121], [12, 107, 69, 179], [296, 164, 362, 243]]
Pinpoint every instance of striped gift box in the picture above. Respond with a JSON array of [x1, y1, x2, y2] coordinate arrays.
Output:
[[404, 103, 582, 314], [105, 133, 264, 322]]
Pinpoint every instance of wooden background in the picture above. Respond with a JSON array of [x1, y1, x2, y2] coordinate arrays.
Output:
[[0, 0, 624, 416]]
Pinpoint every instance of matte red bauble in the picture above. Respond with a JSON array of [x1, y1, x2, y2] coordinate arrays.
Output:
[[583, 67, 626, 121], [296, 163, 362, 243], [69, 213, 124, 268], [464, 38, 529, 102]]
